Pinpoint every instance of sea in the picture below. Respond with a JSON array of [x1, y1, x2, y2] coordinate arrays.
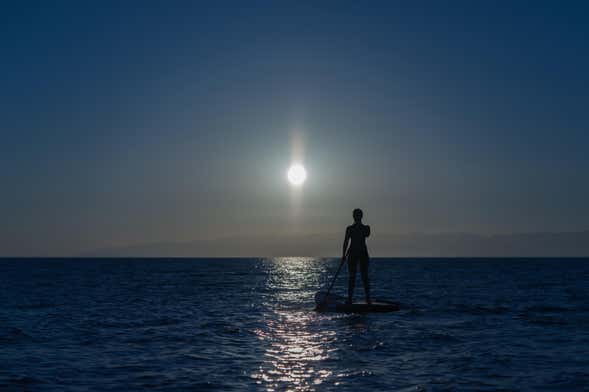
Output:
[[0, 258, 588, 391]]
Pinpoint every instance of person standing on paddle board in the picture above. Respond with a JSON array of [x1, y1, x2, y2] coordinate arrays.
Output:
[[341, 208, 371, 305]]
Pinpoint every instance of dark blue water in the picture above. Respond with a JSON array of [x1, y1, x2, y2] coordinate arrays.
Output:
[[1, 258, 588, 391]]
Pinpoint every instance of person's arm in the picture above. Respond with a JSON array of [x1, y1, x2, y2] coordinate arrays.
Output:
[[365, 225, 371, 237], [341, 227, 350, 263]]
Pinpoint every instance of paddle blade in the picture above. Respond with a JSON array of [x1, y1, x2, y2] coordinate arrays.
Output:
[[314, 291, 343, 306]]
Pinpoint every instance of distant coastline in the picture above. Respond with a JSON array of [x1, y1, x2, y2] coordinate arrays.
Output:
[[74, 231, 589, 258]]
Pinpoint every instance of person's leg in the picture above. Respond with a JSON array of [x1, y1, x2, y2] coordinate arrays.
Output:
[[347, 256, 357, 304], [360, 256, 371, 304]]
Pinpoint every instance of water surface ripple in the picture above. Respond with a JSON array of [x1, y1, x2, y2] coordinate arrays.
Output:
[[0, 258, 588, 391]]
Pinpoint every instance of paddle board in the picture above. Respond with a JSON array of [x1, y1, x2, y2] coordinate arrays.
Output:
[[314, 291, 400, 313]]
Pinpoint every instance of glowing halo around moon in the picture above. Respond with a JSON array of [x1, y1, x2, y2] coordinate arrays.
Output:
[[287, 164, 307, 186]]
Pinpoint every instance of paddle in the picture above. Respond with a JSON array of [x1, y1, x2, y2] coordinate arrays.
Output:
[[317, 256, 346, 309]]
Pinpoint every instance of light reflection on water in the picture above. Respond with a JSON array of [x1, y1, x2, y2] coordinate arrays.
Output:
[[251, 257, 340, 391], [1, 259, 585, 390]]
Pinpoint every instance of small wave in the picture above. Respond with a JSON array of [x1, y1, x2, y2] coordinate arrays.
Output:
[[454, 304, 511, 315], [15, 302, 62, 310], [516, 305, 574, 326], [336, 369, 375, 378], [94, 316, 182, 329], [524, 305, 574, 313], [542, 370, 589, 391], [515, 312, 568, 326], [395, 385, 428, 392], [1, 375, 45, 387], [0, 327, 33, 344], [414, 331, 461, 343]]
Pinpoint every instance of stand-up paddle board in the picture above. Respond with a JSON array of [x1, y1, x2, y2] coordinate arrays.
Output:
[[314, 291, 400, 313]]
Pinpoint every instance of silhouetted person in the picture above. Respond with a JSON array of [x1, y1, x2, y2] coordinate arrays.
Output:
[[341, 208, 371, 304]]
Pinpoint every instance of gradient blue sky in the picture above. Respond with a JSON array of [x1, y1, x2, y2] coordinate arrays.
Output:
[[1, 1, 588, 255]]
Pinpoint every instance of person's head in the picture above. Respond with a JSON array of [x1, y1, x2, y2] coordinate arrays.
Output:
[[353, 208, 363, 222]]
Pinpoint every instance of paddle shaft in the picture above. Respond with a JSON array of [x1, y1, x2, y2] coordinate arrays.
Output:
[[322, 257, 346, 303]]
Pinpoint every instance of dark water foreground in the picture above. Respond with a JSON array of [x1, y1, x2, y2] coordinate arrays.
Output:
[[0, 258, 588, 391]]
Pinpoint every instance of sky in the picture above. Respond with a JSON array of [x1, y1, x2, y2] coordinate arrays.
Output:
[[1, 1, 588, 256]]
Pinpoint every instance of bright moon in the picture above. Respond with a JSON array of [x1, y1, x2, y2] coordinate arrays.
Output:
[[287, 164, 307, 186]]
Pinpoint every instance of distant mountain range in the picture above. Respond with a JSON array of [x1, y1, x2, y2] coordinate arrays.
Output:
[[83, 231, 589, 257]]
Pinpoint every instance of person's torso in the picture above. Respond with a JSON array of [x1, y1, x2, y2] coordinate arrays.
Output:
[[348, 223, 368, 253]]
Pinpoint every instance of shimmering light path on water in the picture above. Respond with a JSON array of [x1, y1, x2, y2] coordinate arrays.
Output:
[[0, 258, 588, 391]]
